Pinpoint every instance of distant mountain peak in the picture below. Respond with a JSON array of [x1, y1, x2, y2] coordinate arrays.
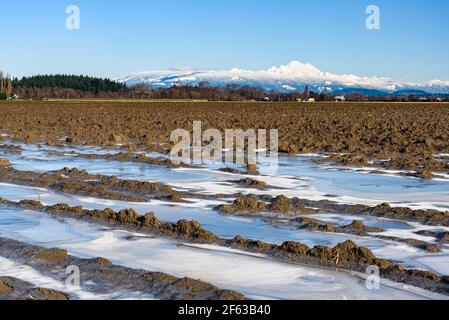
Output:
[[116, 60, 449, 95], [267, 60, 323, 77]]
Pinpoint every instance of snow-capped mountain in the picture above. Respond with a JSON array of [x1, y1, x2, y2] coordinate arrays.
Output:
[[117, 61, 449, 95]]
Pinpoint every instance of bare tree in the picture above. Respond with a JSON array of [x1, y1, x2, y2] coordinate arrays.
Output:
[[0, 71, 4, 94], [6, 76, 13, 97]]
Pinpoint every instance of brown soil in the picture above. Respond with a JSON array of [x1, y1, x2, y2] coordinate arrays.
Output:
[[4, 198, 219, 242], [376, 236, 439, 253], [218, 195, 318, 215], [0, 167, 184, 203], [316, 153, 449, 174], [0, 158, 10, 166], [0, 276, 70, 300], [270, 217, 438, 252], [13, 181, 440, 252], [217, 195, 449, 227], [296, 219, 385, 237], [0, 144, 23, 153], [318, 154, 370, 166], [76, 151, 192, 168], [1, 101, 449, 170], [357, 202, 449, 226], [287, 217, 335, 233], [415, 169, 435, 180], [218, 167, 259, 176], [2, 198, 447, 295], [228, 236, 449, 294], [0, 238, 245, 300], [416, 231, 449, 244], [382, 154, 449, 172], [0, 277, 14, 294], [34, 248, 68, 263], [335, 220, 383, 235], [233, 178, 268, 189], [27, 288, 70, 301]]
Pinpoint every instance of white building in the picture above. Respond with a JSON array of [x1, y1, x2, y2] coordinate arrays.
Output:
[[297, 98, 315, 102], [335, 95, 346, 102]]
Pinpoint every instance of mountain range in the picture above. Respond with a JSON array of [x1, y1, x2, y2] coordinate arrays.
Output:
[[116, 61, 449, 96]]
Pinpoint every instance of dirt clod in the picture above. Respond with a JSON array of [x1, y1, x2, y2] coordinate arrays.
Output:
[[34, 248, 68, 263]]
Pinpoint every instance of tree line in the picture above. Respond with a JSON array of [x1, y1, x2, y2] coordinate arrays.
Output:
[[2, 72, 448, 102], [12, 74, 125, 94]]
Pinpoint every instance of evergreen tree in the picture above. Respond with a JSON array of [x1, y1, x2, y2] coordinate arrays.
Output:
[[12, 74, 125, 94]]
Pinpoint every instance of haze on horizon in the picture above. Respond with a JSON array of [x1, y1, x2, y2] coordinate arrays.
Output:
[[1, 0, 448, 82]]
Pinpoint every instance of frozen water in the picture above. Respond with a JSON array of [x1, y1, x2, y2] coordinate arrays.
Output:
[[0, 142, 449, 299], [2, 141, 449, 211], [0, 205, 445, 300], [0, 256, 154, 300]]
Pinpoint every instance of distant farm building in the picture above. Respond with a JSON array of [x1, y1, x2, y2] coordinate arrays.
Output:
[[297, 98, 315, 102], [335, 95, 346, 102]]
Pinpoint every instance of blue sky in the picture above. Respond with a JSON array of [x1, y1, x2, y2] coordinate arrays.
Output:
[[1, 0, 448, 81]]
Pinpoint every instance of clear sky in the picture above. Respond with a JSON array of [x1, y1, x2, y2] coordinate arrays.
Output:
[[1, 0, 448, 82]]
